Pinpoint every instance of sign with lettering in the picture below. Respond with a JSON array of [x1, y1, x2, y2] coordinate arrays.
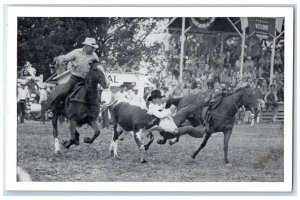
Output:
[[248, 17, 276, 38]]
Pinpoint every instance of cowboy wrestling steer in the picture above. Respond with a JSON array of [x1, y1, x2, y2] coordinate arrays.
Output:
[[109, 102, 178, 163]]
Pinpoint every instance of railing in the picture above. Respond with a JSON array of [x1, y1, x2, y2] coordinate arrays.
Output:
[[261, 102, 284, 122]]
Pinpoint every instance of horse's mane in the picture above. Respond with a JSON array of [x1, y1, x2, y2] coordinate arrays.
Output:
[[226, 85, 250, 96]]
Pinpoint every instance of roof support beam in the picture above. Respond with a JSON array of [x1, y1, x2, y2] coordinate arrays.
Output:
[[226, 17, 243, 38]]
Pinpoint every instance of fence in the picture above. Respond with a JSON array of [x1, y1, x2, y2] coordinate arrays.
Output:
[[261, 102, 284, 123]]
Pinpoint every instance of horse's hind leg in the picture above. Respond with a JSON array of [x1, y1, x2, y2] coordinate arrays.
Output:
[[191, 132, 212, 159], [52, 114, 60, 154], [223, 129, 233, 165], [84, 120, 100, 144]]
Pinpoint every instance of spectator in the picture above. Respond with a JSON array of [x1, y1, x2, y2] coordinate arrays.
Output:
[[235, 56, 243, 71], [277, 82, 284, 102], [183, 84, 192, 96], [224, 51, 232, 69], [264, 84, 278, 111], [255, 85, 265, 100], [258, 53, 267, 70], [17, 80, 30, 123], [171, 82, 184, 98], [214, 80, 222, 92], [23, 61, 37, 78], [115, 84, 129, 102], [244, 56, 254, 72], [39, 83, 48, 124]]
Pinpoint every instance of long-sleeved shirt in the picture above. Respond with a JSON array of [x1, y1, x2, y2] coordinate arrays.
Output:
[[57, 48, 99, 78], [39, 89, 48, 103], [147, 102, 171, 119]]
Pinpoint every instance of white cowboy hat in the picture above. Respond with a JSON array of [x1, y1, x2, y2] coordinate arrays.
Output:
[[82, 37, 99, 49]]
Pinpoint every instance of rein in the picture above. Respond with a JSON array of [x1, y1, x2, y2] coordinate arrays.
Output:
[[210, 88, 247, 119], [229, 92, 240, 111]]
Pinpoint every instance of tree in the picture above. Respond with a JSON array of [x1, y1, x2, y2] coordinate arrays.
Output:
[[17, 17, 166, 80]]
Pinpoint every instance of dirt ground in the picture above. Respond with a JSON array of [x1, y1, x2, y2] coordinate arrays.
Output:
[[17, 121, 284, 182]]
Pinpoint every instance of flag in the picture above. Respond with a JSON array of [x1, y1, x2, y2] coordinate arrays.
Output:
[[275, 17, 284, 33], [240, 17, 248, 30]]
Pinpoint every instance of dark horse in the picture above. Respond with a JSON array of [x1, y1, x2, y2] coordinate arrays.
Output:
[[50, 62, 109, 153], [160, 85, 258, 165]]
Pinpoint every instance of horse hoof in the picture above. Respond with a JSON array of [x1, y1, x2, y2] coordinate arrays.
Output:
[[109, 150, 114, 157], [84, 137, 93, 144], [225, 163, 232, 167], [114, 155, 121, 160], [191, 154, 196, 159], [169, 141, 176, 146], [157, 139, 166, 145], [62, 140, 71, 149], [74, 140, 80, 146], [141, 159, 147, 163]]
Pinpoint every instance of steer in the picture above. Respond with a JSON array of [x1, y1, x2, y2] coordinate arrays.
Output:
[[109, 102, 178, 163]]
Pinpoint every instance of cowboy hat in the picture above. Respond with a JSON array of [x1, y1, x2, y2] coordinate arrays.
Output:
[[147, 90, 165, 101], [247, 56, 252, 60], [82, 37, 99, 49]]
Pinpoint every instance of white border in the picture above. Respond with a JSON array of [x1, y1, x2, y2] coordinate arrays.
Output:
[[4, 6, 294, 192]]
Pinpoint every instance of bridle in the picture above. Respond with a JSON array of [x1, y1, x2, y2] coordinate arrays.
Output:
[[229, 87, 256, 113]]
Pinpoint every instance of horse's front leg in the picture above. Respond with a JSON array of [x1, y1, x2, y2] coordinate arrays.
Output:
[[84, 120, 101, 144], [191, 131, 212, 159], [223, 129, 233, 166], [63, 119, 78, 149], [52, 114, 60, 154]]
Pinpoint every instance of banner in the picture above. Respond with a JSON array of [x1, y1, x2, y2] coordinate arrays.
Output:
[[190, 17, 215, 29], [248, 17, 276, 38]]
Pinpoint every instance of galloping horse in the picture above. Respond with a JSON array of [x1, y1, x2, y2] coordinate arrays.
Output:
[[160, 85, 258, 165], [50, 62, 109, 153]]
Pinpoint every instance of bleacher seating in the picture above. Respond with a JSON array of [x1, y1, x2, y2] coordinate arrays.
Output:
[[261, 102, 284, 122]]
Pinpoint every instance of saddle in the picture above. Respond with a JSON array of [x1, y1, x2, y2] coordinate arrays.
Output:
[[202, 92, 226, 123], [66, 82, 88, 105], [209, 92, 226, 110]]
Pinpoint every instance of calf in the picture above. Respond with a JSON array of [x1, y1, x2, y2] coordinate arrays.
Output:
[[110, 102, 178, 163]]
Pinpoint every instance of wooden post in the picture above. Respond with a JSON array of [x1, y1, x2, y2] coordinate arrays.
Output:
[[220, 34, 224, 55], [239, 28, 246, 80], [269, 31, 276, 85], [179, 17, 185, 83]]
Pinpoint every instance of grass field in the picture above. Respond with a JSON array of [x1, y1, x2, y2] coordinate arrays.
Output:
[[17, 121, 284, 182]]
